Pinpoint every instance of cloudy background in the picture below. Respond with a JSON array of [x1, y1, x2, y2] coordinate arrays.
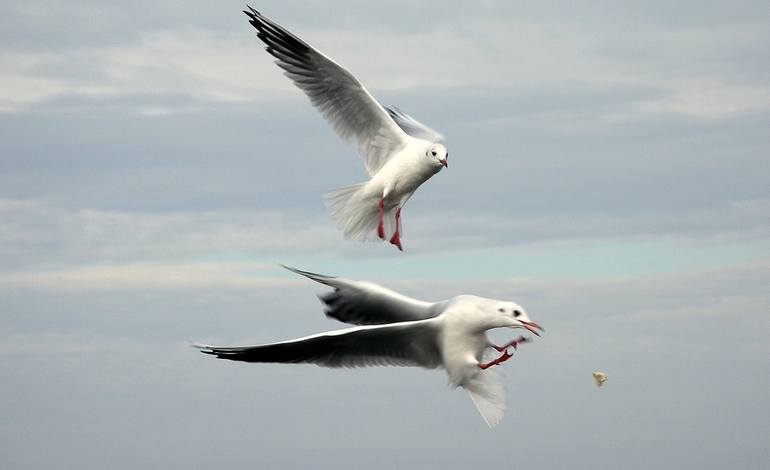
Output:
[[2, 1, 769, 468]]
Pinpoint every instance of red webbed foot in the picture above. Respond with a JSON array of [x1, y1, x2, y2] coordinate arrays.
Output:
[[376, 198, 385, 240], [490, 336, 530, 352], [478, 350, 513, 370], [389, 232, 403, 251], [388, 206, 403, 250]]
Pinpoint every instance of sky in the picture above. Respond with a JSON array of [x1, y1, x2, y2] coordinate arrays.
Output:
[[1, 0, 769, 468]]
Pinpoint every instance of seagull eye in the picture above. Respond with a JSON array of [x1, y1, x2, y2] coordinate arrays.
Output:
[[431, 150, 437, 156], [513, 310, 521, 317]]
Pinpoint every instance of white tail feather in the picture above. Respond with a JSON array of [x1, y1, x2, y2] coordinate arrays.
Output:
[[324, 183, 396, 242], [464, 368, 507, 428]]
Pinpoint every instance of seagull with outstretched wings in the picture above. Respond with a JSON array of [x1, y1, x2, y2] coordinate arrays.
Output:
[[243, 7, 448, 251], [194, 267, 544, 428]]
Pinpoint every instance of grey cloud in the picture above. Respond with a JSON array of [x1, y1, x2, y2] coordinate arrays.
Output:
[[0, 1, 243, 52], [3, 195, 767, 272], [0, 200, 341, 269], [3, 85, 767, 217], [2, 2, 770, 468]]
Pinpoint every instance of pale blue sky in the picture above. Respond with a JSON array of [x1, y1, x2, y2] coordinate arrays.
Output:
[[1, 1, 769, 469]]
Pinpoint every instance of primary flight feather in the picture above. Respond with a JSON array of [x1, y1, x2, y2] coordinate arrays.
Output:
[[194, 266, 544, 428], [244, 7, 448, 251]]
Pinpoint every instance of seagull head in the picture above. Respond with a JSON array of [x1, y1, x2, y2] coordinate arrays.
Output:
[[426, 143, 448, 169], [494, 302, 544, 337]]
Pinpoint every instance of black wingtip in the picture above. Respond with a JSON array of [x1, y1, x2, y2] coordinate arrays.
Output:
[[243, 6, 263, 28], [279, 263, 306, 276], [190, 342, 217, 355], [280, 264, 337, 283]]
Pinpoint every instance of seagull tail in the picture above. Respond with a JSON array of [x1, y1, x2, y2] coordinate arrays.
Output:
[[324, 183, 395, 242], [464, 368, 507, 428]]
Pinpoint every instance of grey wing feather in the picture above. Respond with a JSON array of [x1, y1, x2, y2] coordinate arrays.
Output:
[[194, 321, 442, 369], [244, 7, 408, 176], [385, 106, 444, 142], [283, 265, 443, 325]]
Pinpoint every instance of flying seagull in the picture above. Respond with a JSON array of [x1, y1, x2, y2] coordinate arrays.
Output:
[[243, 7, 448, 251], [194, 266, 543, 427]]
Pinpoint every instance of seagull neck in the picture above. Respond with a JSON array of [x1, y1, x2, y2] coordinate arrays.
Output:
[[469, 316, 517, 334]]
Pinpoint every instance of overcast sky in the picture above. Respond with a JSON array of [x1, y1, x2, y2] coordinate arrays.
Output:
[[2, 1, 769, 468]]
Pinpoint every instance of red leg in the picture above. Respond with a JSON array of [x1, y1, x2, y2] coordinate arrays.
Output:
[[389, 207, 403, 251], [478, 350, 513, 370], [490, 336, 530, 352], [377, 198, 385, 240]]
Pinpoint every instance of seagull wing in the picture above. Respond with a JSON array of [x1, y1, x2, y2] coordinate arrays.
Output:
[[385, 106, 444, 143], [244, 7, 410, 176], [284, 265, 443, 325], [194, 320, 442, 369]]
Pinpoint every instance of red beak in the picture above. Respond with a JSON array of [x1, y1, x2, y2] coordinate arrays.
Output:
[[439, 158, 448, 168], [519, 321, 544, 337]]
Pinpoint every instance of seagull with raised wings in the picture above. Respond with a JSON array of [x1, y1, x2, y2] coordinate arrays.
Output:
[[243, 8, 448, 251], [194, 267, 543, 427]]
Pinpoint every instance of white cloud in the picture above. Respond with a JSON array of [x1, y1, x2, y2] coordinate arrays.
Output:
[[410, 198, 770, 252], [637, 80, 770, 118], [0, 260, 291, 291], [2, 197, 768, 273], [0, 331, 145, 356], [3, 14, 768, 122], [0, 198, 343, 267], [0, 26, 469, 111]]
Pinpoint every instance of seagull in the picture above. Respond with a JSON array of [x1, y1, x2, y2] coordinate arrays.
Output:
[[243, 7, 449, 251], [194, 266, 544, 427]]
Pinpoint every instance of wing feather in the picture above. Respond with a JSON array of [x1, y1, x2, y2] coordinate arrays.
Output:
[[283, 265, 444, 325], [194, 321, 442, 369], [244, 7, 410, 176], [386, 106, 445, 142]]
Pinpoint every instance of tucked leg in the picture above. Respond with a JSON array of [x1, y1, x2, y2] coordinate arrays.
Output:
[[489, 336, 530, 352], [377, 198, 385, 240], [389, 207, 403, 251], [478, 350, 513, 370]]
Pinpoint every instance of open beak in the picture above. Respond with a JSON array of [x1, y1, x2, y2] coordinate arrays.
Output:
[[439, 158, 448, 168], [519, 320, 544, 337]]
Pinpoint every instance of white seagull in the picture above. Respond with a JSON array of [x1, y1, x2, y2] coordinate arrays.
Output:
[[243, 7, 449, 251], [194, 266, 544, 428]]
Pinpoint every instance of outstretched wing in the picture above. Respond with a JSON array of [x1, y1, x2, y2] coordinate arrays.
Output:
[[283, 265, 444, 325], [244, 7, 409, 176], [194, 320, 442, 369], [385, 106, 444, 143]]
